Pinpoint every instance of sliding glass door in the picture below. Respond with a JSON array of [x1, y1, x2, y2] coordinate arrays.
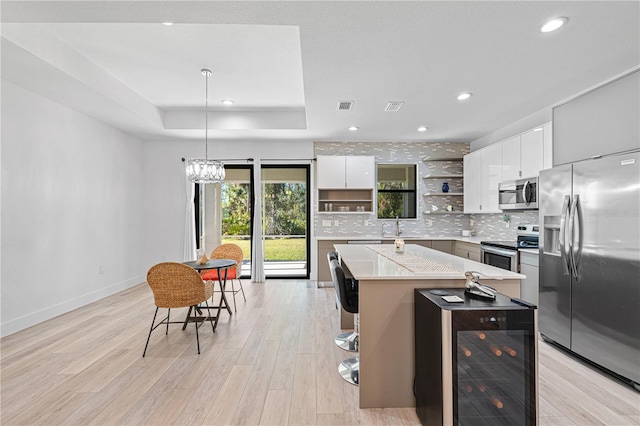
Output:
[[261, 165, 310, 278], [196, 163, 309, 279]]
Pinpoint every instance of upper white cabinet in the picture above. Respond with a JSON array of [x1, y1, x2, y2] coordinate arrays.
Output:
[[464, 143, 502, 213], [501, 135, 522, 181], [463, 151, 482, 213], [502, 127, 545, 181], [553, 70, 639, 165], [317, 155, 375, 189]]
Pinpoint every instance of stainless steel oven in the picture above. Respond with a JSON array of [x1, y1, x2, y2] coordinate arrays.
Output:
[[481, 225, 539, 272], [480, 243, 519, 272]]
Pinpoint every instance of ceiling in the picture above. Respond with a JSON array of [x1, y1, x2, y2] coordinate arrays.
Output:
[[2, 1, 639, 144]]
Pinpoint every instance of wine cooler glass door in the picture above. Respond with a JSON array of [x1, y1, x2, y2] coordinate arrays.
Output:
[[452, 309, 536, 426]]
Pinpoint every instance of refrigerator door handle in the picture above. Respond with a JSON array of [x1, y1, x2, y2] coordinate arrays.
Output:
[[569, 194, 581, 279], [559, 195, 571, 275]]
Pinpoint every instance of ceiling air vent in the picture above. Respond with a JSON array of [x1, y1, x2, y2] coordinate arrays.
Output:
[[385, 101, 404, 112], [338, 100, 354, 111]]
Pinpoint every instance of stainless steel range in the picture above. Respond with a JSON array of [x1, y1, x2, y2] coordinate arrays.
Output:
[[481, 225, 539, 272]]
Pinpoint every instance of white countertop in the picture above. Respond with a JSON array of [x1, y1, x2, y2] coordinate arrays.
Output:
[[318, 235, 486, 244], [334, 243, 525, 281]]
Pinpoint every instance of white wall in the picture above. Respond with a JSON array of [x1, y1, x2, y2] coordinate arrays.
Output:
[[1, 81, 146, 336], [141, 139, 314, 273]]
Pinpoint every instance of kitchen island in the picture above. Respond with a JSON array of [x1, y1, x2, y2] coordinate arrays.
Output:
[[333, 243, 524, 409]]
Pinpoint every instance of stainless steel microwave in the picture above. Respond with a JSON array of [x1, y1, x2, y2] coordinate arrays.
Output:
[[499, 177, 538, 210]]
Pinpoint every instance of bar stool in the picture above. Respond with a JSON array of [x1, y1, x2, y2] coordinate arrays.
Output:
[[330, 258, 359, 386], [328, 251, 358, 352]]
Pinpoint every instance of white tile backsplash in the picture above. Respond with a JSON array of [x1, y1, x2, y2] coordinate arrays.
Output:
[[314, 141, 540, 241]]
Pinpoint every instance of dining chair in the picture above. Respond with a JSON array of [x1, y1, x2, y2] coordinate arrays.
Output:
[[201, 243, 246, 312], [143, 262, 215, 357]]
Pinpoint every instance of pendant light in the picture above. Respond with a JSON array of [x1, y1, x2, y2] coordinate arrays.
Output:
[[186, 68, 225, 183]]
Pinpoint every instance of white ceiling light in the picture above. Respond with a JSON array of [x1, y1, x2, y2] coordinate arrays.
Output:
[[348, 126, 359, 131], [162, 22, 174, 26], [221, 99, 234, 106], [417, 126, 429, 132], [533, 127, 543, 132], [541, 17, 568, 33], [457, 92, 472, 101], [186, 69, 225, 184]]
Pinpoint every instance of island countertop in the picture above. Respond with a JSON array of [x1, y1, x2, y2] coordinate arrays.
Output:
[[333, 243, 525, 280]]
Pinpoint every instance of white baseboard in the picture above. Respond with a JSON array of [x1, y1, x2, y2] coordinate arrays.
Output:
[[0, 275, 145, 338]]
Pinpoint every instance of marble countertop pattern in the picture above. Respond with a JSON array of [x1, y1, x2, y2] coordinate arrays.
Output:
[[334, 243, 525, 281]]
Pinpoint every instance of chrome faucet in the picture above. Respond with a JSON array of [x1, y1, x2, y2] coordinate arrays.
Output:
[[395, 216, 402, 237]]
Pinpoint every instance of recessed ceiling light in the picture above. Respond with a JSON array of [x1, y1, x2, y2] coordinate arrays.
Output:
[[533, 127, 543, 132], [541, 17, 568, 33], [221, 99, 234, 106], [457, 92, 472, 101], [417, 126, 429, 132], [348, 126, 359, 131], [162, 22, 174, 26]]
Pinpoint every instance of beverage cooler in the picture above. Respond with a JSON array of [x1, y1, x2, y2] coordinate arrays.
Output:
[[414, 289, 538, 426]]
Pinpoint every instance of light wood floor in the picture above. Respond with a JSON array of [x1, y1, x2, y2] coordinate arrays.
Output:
[[1, 280, 638, 425]]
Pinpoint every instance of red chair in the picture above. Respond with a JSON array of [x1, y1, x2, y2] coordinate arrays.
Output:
[[201, 243, 245, 312]]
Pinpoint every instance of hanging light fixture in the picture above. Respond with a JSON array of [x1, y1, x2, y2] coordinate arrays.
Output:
[[186, 68, 225, 183]]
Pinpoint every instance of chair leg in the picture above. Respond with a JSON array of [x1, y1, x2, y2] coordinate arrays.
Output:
[[166, 308, 171, 335], [238, 278, 246, 301], [193, 305, 201, 355], [231, 280, 237, 313], [205, 300, 215, 333], [142, 307, 159, 357]]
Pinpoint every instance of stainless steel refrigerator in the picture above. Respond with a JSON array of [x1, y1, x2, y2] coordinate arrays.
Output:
[[539, 150, 640, 389]]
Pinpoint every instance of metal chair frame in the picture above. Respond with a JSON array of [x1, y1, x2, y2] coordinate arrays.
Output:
[[208, 244, 246, 312], [143, 262, 216, 357]]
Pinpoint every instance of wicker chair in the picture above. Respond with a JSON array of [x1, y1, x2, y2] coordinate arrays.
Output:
[[143, 262, 215, 357], [201, 243, 246, 312]]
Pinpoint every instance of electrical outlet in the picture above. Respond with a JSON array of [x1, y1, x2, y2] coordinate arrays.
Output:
[[98, 265, 104, 275], [322, 220, 331, 227], [425, 219, 433, 227], [334, 220, 339, 226], [364, 220, 370, 226]]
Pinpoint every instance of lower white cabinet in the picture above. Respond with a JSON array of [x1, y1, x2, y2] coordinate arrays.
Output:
[[519, 251, 539, 305]]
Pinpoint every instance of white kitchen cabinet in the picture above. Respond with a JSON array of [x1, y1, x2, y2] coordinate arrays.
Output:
[[463, 150, 482, 213], [317, 155, 375, 189], [520, 250, 539, 305], [464, 143, 502, 213], [542, 121, 553, 170], [501, 136, 521, 181], [481, 144, 503, 213], [501, 128, 544, 181], [317, 155, 375, 213]]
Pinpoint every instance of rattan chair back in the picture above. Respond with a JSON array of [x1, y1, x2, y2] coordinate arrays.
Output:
[[146, 262, 214, 309], [210, 243, 243, 276]]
